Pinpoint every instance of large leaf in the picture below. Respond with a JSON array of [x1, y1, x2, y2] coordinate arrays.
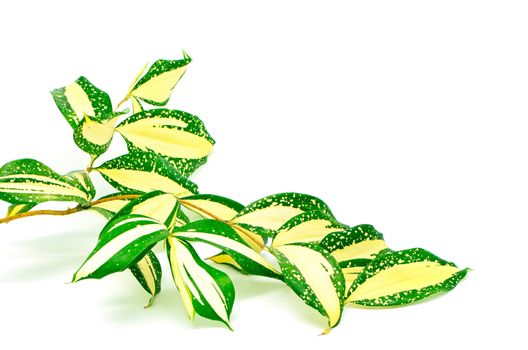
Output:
[[172, 220, 281, 279], [115, 109, 215, 177], [271, 210, 347, 247], [270, 243, 345, 332], [166, 237, 235, 329], [94, 152, 198, 195], [129, 250, 162, 307], [319, 224, 389, 291], [0, 159, 92, 205], [51, 76, 113, 129], [346, 248, 469, 306], [231, 193, 335, 238], [73, 115, 119, 160], [128, 52, 192, 106], [72, 214, 169, 282]]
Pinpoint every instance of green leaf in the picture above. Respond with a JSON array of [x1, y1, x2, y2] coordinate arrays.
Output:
[[64, 170, 96, 201], [270, 243, 345, 331], [128, 52, 192, 106], [94, 152, 198, 195], [73, 115, 119, 160], [231, 193, 335, 238], [6, 203, 37, 217], [0, 159, 92, 205], [113, 190, 180, 230], [115, 109, 215, 177], [319, 224, 389, 292], [166, 237, 235, 329], [208, 252, 248, 275], [72, 213, 169, 282], [180, 194, 244, 221], [271, 210, 347, 247], [51, 76, 113, 129], [172, 220, 281, 279], [346, 248, 469, 306], [129, 250, 162, 307]]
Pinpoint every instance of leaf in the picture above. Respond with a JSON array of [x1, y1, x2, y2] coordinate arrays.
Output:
[[0, 159, 91, 205], [180, 194, 244, 221], [231, 193, 335, 238], [51, 76, 113, 129], [172, 220, 281, 279], [73, 115, 119, 160], [64, 170, 96, 201], [113, 190, 180, 230], [128, 52, 192, 106], [72, 214, 169, 282], [319, 224, 389, 291], [129, 250, 162, 307], [6, 203, 37, 217], [94, 152, 198, 195], [346, 248, 469, 306], [208, 252, 248, 275], [271, 210, 347, 247], [130, 96, 144, 114], [90, 192, 136, 219], [270, 243, 345, 331], [115, 109, 215, 177], [166, 237, 235, 329]]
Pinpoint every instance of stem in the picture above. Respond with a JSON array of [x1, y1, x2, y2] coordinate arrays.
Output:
[[114, 95, 129, 113], [0, 194, 141, 225]]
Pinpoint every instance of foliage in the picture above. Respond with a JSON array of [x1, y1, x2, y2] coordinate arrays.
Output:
[[0, 51, 468, 333]]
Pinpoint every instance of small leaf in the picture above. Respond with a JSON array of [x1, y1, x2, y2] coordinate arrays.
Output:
[[270, 243, 345, 330], [0, 159, 91, 205], [64, 170, 96, 201], [271, 210, 347, 247], [129, 52, 192, 106], [129, 250, 162, 307], [113, 190, 180, 230], [73, 115, 119, 160], [172, 220, 281, 279], [90, 192, 136, 219], [231, 193, 335, 238], [346, 248, 469, 306], [166, 237, 235, 329], [6, 203, 37, 217], [94, 152, 198, 195], [208, 252, 248, 275], [72, 214, 169, 282], [51, 76, 113, 129], [115, 108, 215, 177]]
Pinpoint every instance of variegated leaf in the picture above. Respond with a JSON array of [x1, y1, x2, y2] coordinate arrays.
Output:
[[128, 52, 192, 106], [319, 224, 389, 291], [271, 210, 347, 247], [270, 243, 345, 332], [115, 109, 215, 177], [94, 152, 198, 195], [208, 253, 248, 275], [90, 192, 136, 219], [0, 159, 91, 205], [166, 237, 235, 329], [64, 170, 96, 201], [72, 214, 169, 282], [346, 248, 469, 306], [231, 193, 335, 238], [180, 194, 244, 221], [51, 76, 113, 129], [172, 220, 281, 279], [129, 250, 162, 307], [73, 115, 119, 160]]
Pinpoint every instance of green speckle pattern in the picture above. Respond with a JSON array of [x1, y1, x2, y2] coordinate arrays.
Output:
[[73, 116, 116, 160], [348, 248, 469, 307], [319, 224, 384, 253]]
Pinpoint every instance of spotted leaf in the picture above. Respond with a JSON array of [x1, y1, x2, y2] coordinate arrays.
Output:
[[0, 159, 92, 205], [94, 152, 198, 195], [115, 109, 215, 177], [128, 52, 192, 106], [166, 237, 235, 329], [270, 243, 345, 332], [73, 115, 119, 160], [51, 76, 113, 129], [129, 250, 162, 307], [172, 220, 281, 279], [346, 248, 469, 306], [72, 214, 169, 282], [231, 193, 335, 238], [271, 210, 347, 247]]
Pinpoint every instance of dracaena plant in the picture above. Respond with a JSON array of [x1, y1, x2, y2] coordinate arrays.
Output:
[[0, 51, 469, 334]]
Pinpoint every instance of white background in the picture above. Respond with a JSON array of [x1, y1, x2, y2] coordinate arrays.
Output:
[[0, 0, 525, 348]]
